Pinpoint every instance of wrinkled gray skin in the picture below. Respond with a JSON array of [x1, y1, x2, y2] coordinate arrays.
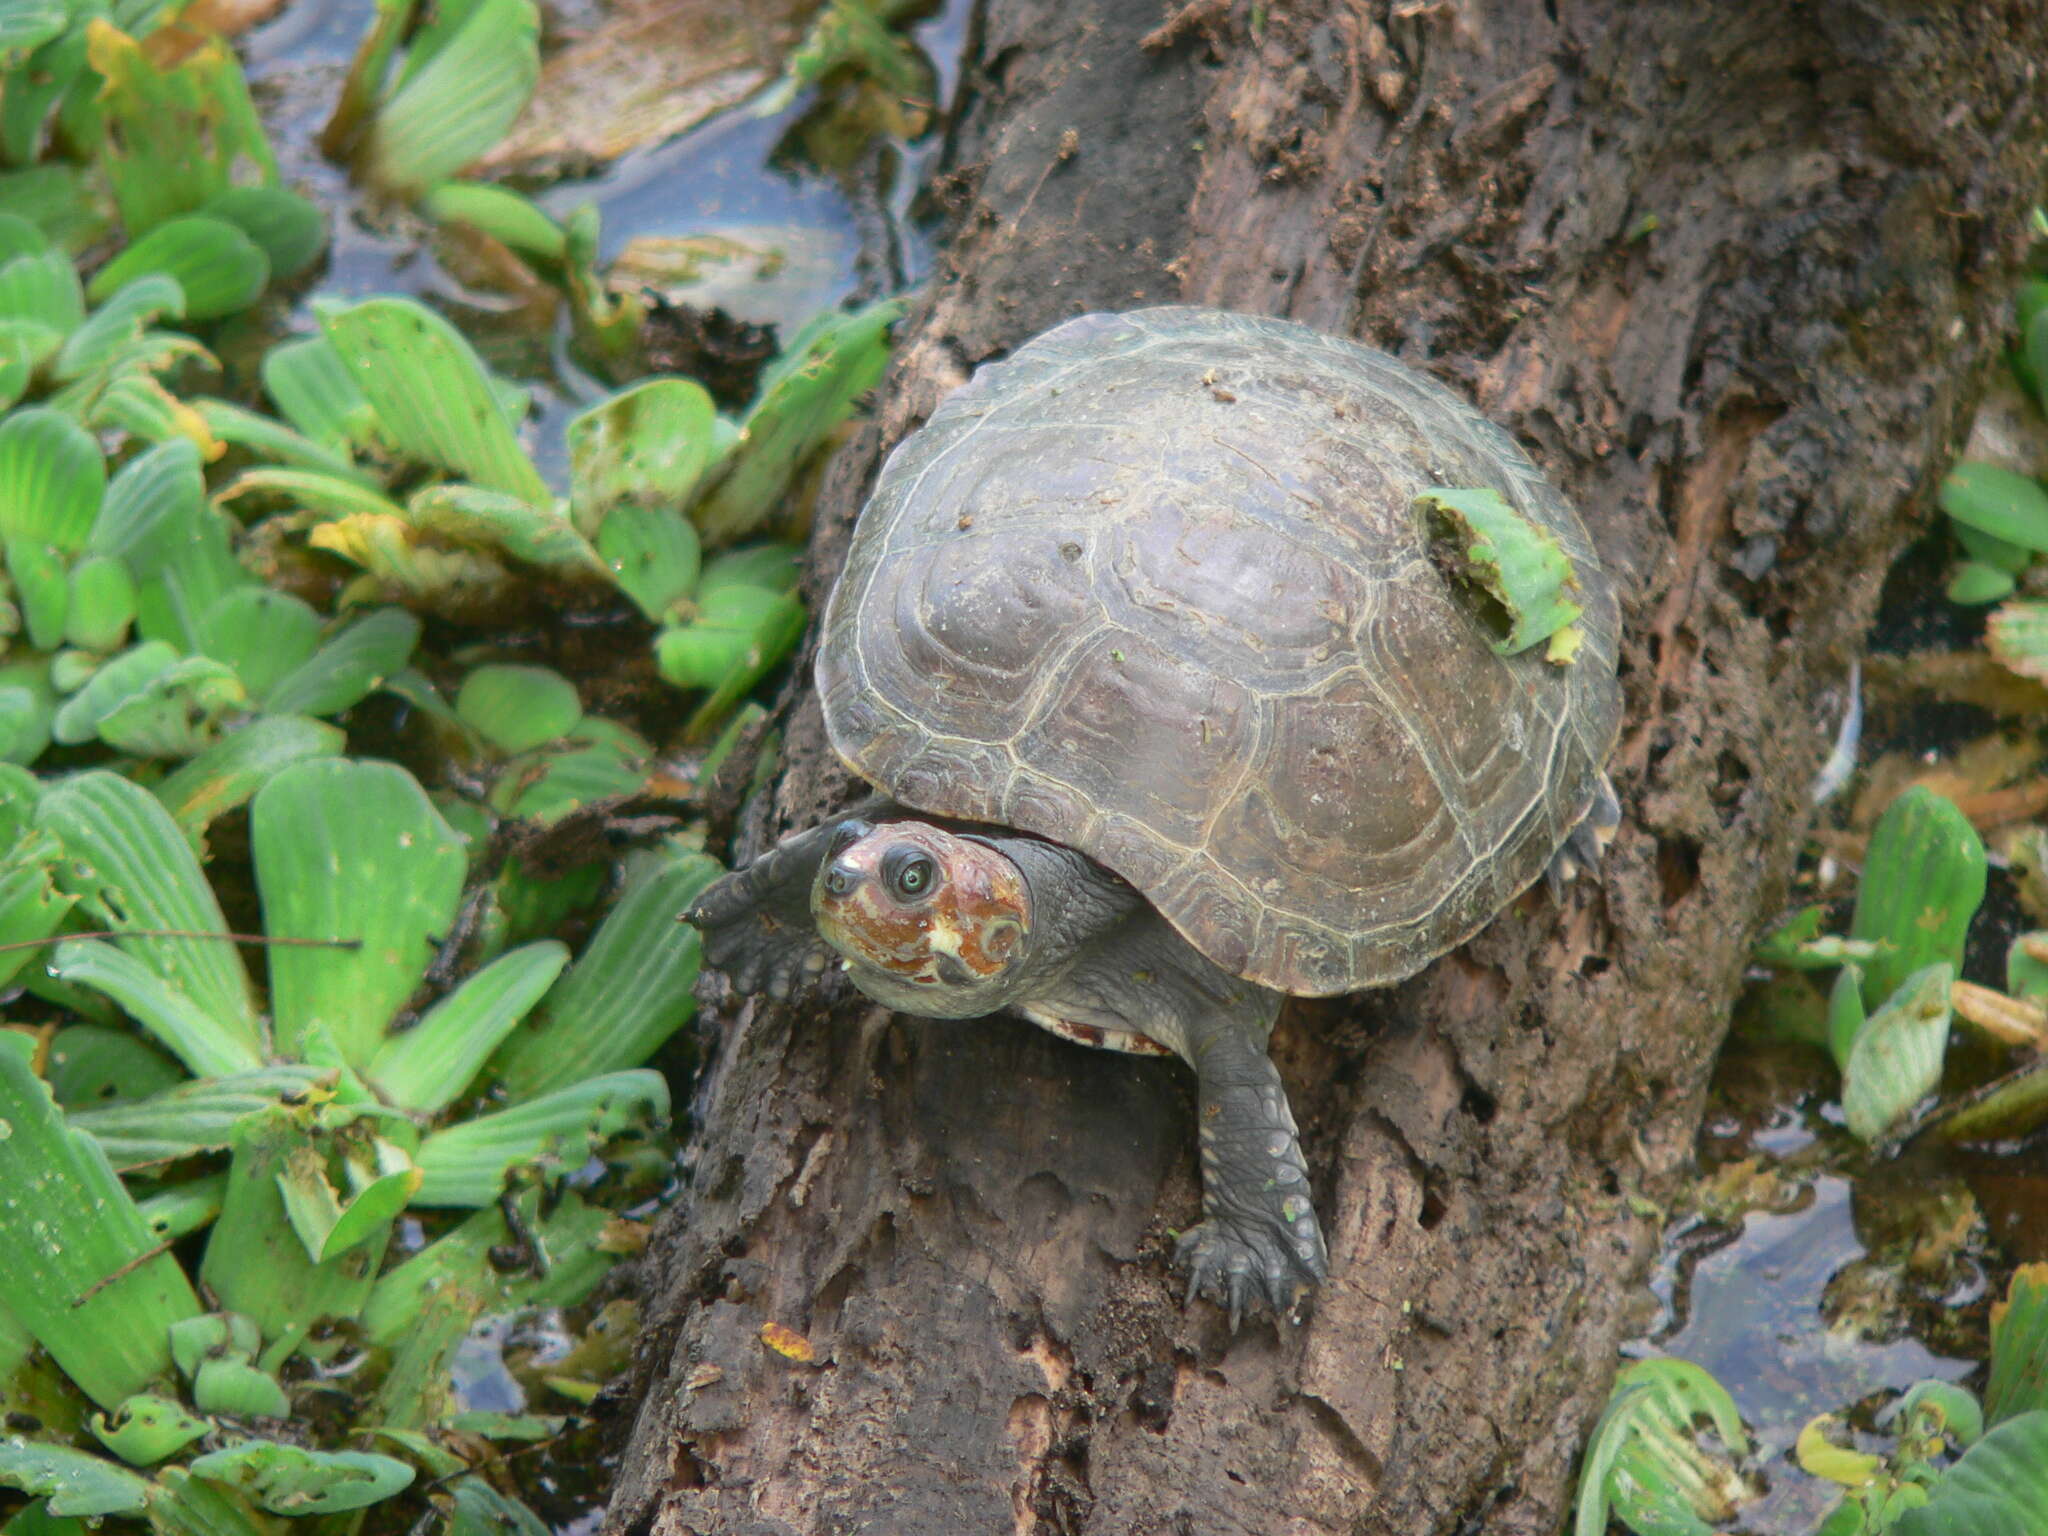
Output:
[[686, 800, 1328, 1323]]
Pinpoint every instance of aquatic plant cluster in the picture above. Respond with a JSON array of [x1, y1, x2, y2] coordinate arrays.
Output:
[[0, 0, 921, 1528]]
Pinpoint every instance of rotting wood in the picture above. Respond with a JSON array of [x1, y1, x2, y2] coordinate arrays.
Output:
[[607, 2, 2048, 1533]]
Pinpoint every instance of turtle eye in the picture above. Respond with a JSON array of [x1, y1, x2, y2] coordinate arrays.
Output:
[[882, 847, 939, 902]]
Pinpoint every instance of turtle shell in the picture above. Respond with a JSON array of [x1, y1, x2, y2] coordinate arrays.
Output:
[[817, 307, 1622, 997]]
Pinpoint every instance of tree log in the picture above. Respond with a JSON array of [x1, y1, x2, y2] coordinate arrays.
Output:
[[608, 2, 2048, 1532]]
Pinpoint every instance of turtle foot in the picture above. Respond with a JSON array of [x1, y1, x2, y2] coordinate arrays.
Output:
[[1174, 1212, 1327, 1329]]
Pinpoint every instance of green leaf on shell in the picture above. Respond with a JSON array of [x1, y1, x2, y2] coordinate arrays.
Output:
[[693, 296, 899, 545], [455, 664, 582, 754], [252, 757, 467, 1067], [1842, 962, 1953, 1143], [1420, 485, 1586, 660], [319, 296, 548, 503], [0, 1032, 203, 1412]]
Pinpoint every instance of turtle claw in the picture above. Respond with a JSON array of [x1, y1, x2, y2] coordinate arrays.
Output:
[[1174, 1216, 1323, 1327]]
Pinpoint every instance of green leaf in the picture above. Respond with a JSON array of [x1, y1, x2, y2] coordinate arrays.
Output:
[[0, 1441, 149, 1518], [1892, 1380, 1985, 1447], [89, 22, 278, 239], [1987, 1265, 2048, 1425], [87, 215, 268, 321], [136, 1175, 225, 1245], [187, 1441, 414, 1516], [448, 1477, 553, 1536], [455, 664, 581, 754], [1842, 962, 1952, 1143], [369, 941, 569, 1113], [695, 297, 900, 545], [0, 658, 56, 765], [153, 714, 347, 839], [274, 1130, 419, 1263], [200, 186, 326, 280], [166, 1311, 260, 1379], [261, 606, 421, 718], [568, 376, 721, 535], [252, 758, 467, 1066], [1849, 787, 1985, 1010], [51, 641, 179, 744], [0, 817, 72, 988], [91, 1393, 211, 1467], [94, 656, 248, 758], [145, 1466, 276, 1536], [217, 465, 404, 523], [189, 398, 375, 485], [37, 771, 261, 1053], [412, 1070, 669, 1205], [44, 1023, 183, 1110], [1955, 519, 2033, 575], [52, 272, 184, 382], [0, 1033, 202, 1409], [1575, 1359, 1750, 1536], [195, 587, 322, 701], [1940, 462, 2048, 552], [1987, 599, 2048, 683], [361, 1184, 614, 1350], [92, 438, 244, 653], [63, 555, 137, 653], [197, 1103, 401, 1346], [596, 502, 702, 622], [1827, 964, 1867, 1073], [405, 481, 605, 574], [656, 584, 804, 690], [51, 940, 265, 1080], [70, 1066, 332, 1170], [1893, 1411, 2048, 1536], [189, 1357, 288, 1419], [0, 3, 67, 57], [489, 732, 650, 824], [421, 180, 565, 258], [491, 848, 719, 1096], [0, 405, 104, 647], [0, 249, 83, 335], [360, 0, 539, 196], [1420, 485, 1587, 659], [260, 334, 373, 453], [319, 296, 548, 503], [1948, 560, 2018, 606]]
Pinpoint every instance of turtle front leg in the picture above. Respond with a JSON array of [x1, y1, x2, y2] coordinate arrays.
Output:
[[1175, 1021, 1328, 1326], [685, 795, 896, 999]]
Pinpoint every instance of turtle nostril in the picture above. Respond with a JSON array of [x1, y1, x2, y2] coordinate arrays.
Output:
[[823, 863, 858, 898]]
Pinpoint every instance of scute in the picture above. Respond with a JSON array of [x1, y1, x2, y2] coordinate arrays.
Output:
[[817, 307, 1623, 995]]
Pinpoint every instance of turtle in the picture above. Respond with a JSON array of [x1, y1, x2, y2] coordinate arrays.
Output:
[[686, 306, 1623, 1322]]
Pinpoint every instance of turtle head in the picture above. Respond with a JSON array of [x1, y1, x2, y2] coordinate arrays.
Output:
[[811, 819, 1033, 1017]]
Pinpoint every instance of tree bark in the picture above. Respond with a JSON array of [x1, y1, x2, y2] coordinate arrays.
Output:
[[607, 2, 2048, 1532]]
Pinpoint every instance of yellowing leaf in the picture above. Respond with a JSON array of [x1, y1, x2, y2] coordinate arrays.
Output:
[[1796, 1414, 1882, 1486]]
